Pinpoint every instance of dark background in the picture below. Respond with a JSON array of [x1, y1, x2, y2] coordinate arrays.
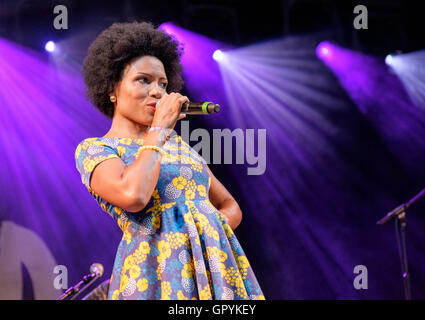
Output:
[[2, 0, 425, 57]]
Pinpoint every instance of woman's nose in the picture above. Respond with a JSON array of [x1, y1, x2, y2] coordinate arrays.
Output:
[[149, 82, 163, 98]]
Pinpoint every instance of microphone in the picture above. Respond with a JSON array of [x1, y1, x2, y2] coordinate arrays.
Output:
[[90, 263, 104, 277], [56, 263, 104, 300], [155, 101, 221, 114], [181, 101, 220, 114]]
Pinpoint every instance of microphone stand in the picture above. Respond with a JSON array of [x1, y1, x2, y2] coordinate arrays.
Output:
[[56, 273, 100, 300], [377, 188, 425, 300], [394, 211, 411, 300]]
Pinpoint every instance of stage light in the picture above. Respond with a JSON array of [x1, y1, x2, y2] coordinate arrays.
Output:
[[316, 41, 331, 60], [158, 23, 171, 35], [384, 49, 425, 110], [44, 41, 55, 53], [385, 51, 403, 67], [213, 49, 224, 61], [158, 22, 179, 42], [317, 41, 425, 173], [157, 21, 227, 110]]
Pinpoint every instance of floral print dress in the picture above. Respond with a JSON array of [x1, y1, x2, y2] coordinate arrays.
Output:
[[75, 134, 264, 300]]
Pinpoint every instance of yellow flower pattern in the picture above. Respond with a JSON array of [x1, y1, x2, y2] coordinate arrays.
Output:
[[133, 241, 150, 264], [119, 138, 133, 145], [185, 189, 196, 200], [122, 228, 132, 244], [177, 290, 188, 300], [117, 146, 126, 157], [165, 232, 189, 249], [75, 135, 264, 300], [161, 281, 172, 300], [129, 264, 141, 279], [112, 290, 119, 300], [172, 176, 187, 190], [137, 278, 148, 292], [157, 240, 171, 262], [199, 284, 213, 300], [197, 184, 207, 197]]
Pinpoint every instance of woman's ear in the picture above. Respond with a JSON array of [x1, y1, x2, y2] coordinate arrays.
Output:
[[109, 79, 123, 101], [109, 86, 118, 103]]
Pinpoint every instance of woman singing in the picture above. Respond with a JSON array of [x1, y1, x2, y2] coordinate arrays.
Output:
[[75, 21, 264, 300]]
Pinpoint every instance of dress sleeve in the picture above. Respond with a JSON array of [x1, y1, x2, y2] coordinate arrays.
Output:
[[74, 138, 120, 190]]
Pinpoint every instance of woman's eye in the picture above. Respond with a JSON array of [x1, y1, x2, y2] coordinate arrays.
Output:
[[138, 77, 167, 89]]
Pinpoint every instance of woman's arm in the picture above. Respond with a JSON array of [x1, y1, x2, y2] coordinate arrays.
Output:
[[90, 94, 187, 212], [206, 165, 242, 230], [90, 129, 166, 212]]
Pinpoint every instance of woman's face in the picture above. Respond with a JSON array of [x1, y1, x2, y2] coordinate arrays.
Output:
[[111, 55, 168, 126]]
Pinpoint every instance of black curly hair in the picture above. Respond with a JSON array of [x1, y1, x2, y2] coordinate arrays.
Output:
[[82, 21, 184, 118]]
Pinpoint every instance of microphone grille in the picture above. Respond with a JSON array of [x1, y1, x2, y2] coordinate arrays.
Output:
[[89, 263, 104, 277]]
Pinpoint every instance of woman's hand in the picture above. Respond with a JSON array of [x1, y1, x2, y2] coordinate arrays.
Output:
[[151, 92, 188, 131], [217, 202, 242, 231]]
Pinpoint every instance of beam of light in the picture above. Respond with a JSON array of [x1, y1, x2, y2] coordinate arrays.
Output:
[[44, 41, 55, 52], [158, 22, 230, 113], [0, 37, 122, 298], [385, 49, 425, 111], [214, 34, 399, 298], [47, 29, 104, 74], [317, 41, 425, 173]]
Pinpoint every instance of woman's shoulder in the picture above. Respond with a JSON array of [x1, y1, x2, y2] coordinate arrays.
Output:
[[75, 137, 117, 159], [77, 136, 145, 148]]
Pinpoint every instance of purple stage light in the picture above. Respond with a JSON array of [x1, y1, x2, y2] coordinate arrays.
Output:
[[213, 49, 224, 61], [385, 54, 393, 65], [384, 49, 425, 110], [158, 22, 178, 42], [157, 22, 228, 119], [317, 40, 425, 171], [316, 41, 332, 60], [44, 41, 55, 52], [0, 36, 121, 299]]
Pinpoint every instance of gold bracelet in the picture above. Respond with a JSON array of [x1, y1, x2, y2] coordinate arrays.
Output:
[[138, 145, 165, 157]]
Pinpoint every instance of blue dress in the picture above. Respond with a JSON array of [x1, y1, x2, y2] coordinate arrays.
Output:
[[75, 134, 264, 300]]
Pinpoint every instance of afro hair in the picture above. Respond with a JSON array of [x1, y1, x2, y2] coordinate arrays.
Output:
[[82, 21, 184, 118]]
